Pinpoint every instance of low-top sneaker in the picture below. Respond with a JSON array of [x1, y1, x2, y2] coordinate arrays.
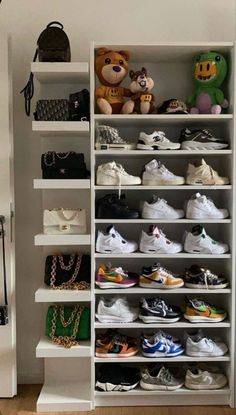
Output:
[[139, 297, 182, 323], [96, 364, 140, 392], [140, 225, 183, 254], [140, 365, 184, 390], [96, 193, 139, 219], [96, 161, 141, 186], [185, 367, 227, 390], [96, 332, 139, 358], [184, 297, 227, 323], [184, 264, 229, 289], [95, 125, 135, 150], [180, 128, 229, 150], [139, 263, 184, 289], [141, 196, 184, 219], [185, 330, 228, 357], [96, 264, 138, 289], [137, 131, 181, 150], [142, 159, 185, 186], [96, 297, 138, 323], [141, 332, 184, 357], [186, 159, 230, 185], [184, 225, 229, 254], [186, 193, 229, 219], [96, 226, 138, 254]]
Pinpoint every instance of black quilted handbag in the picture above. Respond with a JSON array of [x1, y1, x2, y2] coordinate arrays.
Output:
[[69, 90, 90, 121], [0, 216, 8, 326], [34, 99, 69, 121], [41, 152, 90, 179]]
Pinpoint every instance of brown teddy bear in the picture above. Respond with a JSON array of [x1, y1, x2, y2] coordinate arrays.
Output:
[[95, 48, 131, 114], [122, 67, 156, 114]]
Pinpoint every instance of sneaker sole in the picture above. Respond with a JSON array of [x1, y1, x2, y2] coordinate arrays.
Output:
[[95, 281, 137, 289], [185, 379, 227, 390], [181, 141, 229, 150], [142, 350, 184, 357], [142, 179, 185, 186], [139, 282, 184, 289], [140, 379, 183, 391], [139, 314, 181, 323], [96, 248, 138, 254], [96, 314, 137, 323], [186, 213, 229, 219], [95, 143, 136, 150], [186, 178, 230, 185], [185, 282, 229, 289], [137, 144, 181, 150], [96, 351, 139, 358], [140, 246, 183, 254], [184, 247, 228, 254], [97, 179, 141, 186], [186, 351, 227, 357], [184, 314, 226, 323], [96, 381, 139, 392]]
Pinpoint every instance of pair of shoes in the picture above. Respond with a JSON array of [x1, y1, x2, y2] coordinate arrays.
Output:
[[95, 125, 136, 150], [96, 297, 138, 323], [96, 330, 139, 358], [141, 330, 184, 357], [185, 365, 227, 390], [184, 264, 228, 289], [184, 329, 228, 357], [184, 297, 227, 323], [139, 297, 182, 323], [140, 365, 184, 390], [96, 264, 138, 289], [96, 193, 139, 219], [96, 363, 140, 392]]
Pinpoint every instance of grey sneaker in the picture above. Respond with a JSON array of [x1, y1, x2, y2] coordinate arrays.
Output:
[[140, 365, 184, 390], [95, 125, 135, 150]]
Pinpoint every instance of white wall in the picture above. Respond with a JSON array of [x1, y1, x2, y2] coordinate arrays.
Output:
[[0, 0, 235, 383]]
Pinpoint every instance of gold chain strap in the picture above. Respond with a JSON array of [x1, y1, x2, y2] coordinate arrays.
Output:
[[50, 305, 84, 348], [50, 254, 90, 290]]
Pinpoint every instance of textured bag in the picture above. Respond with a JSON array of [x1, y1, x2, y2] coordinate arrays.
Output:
[[34, 99, 69, 121], [44, 253, 91, 289], [43, 208, 86, 234], [41, 152, 89, 179], [45, 305, 90, 347], [0, 216, 8, 326], [69, 89, 90, 121]]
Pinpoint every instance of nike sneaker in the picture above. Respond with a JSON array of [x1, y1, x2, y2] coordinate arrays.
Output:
[[184, 225, 229, 254], [186, 159, 229, 185], [96, 297, 138, 323], [185, 367, 227, 390], [96, 264, 138, 289], [184, 297, 227, 323], [139, 263, 184, 289], [96, 226, 138, 254], [185, 193, 229, 219], [142, 159, 185, 185], [140, 225, 183, 254], [96, 161, 141, 186], [184, 264, 229, 289], [139, 297, 182, 323], [185, 330, 228, 357], [180, 128, 229, 150], [141, 331, 184, 357], [96, 332, 139, 358], [96, 193, 139, 219], [141, 196, 184, 219], [137, 131, 180, 150]]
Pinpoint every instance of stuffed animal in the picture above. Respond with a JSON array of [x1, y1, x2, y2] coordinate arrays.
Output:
[[187, 51, 228, 114], [95, 48, 131, 114], [122, 67, 155, 114]]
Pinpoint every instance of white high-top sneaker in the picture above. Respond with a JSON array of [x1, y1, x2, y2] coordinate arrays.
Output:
[[142, 196, 184, 219], [186, 193, 229, 219], [142, 159, 185, 186], [96, 225, 138, 254], [184, 225, 229, 254], [139, 225, 183, 254], [186, 159, 229, 185], [137, 131, 181, 150], [96, 161, 141, 186]]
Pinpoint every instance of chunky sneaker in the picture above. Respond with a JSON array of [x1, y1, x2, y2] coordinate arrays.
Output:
[[140, 225, 183, 254], [140, 365, 184, 390], [96, 226, 138, 254], [184, 264, 229, 289], [96, 332, 139, 358], [185, 331, 228, 357], [96, 364, 140, 392], [96, 193, 139, 219], [96, 297, 138, 323], [141, 196, 184, 219], [142, 159, 185, 186], [141, 332, 184, 357], [180, 128, 229, 150], [139, 297, 182, 323], [96, 264, 138, 289], [186, 159, 230, 185], [95, 125, 135, 150], [185, 367, 227, 390], [96, 161, 141, 186], [186, 193, 229, 219], [139, 263, 184, 289], [184, 225, 229, 254], [184, 297, 227, 323], [137, 131, 181, 150]]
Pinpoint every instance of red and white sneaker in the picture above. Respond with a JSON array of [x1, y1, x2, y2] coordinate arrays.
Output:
[[139, 226, 183, 254]]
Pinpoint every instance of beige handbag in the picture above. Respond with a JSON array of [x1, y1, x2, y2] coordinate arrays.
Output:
[[43, 208, 86, 234]]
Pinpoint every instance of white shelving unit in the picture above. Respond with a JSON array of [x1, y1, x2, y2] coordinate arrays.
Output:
[[32, 121, 89, 136], [91, 41, 235, 408]]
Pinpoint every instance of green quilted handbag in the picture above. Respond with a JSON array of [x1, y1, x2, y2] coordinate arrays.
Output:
[[45, 305, 90, 348]]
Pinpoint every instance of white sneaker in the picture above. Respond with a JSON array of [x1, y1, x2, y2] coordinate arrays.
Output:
[[96, 161, 141, 185], [96, 226, 138, 254], [142, 196, 184, 219], [96, 297, 138, 323], [186, 193, 229, 219], [184, 225, 229, 254], [186, 159, 230, 185], [137, 131, 181, 150], [142, 160, 185, 186], [185, 368, 227, 390], [140, 225, 183, 254], [185, 332, 228, 357]]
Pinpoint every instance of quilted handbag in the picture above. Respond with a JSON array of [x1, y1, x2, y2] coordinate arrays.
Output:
[[43, 208, 86, 234], [44, 253, 91, 289], [34, 99, 69, 121], [69, 89, 90, 121], [0, 216, 8, 326], [41, 152, 89, 179], [45, 305, 90, 347]]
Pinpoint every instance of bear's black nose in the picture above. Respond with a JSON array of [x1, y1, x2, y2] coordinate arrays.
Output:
[[113, 66, 121, 72]]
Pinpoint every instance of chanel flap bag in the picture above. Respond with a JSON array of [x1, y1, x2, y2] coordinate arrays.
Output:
[[41, 152, 89, 179], [43, 208, 87, 234]]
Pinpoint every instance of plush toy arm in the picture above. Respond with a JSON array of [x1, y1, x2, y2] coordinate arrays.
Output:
[[215, 89, 225, 105], [130, 92, 141, 101], [186, 93, 196, 108], [123, 88, 132, 98], [95, 86, 106, 99]]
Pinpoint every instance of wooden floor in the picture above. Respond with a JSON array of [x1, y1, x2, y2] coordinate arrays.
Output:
[[0, 385, 236, 415]]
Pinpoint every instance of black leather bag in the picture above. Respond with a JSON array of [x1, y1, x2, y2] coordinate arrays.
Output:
[[44, 254, 91, 289], [41, 152, 90, 179], [69, 89, 90, 121], [0, 216, 8, 326], [34, 99, 69, 121]]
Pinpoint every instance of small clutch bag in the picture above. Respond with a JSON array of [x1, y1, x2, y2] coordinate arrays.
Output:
[[34, 99, 69, 121], [43, 208, 86, 234], [41, 151, 89, 179]]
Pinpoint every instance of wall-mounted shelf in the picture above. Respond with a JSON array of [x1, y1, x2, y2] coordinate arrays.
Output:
[[33, 179, 90, 189], [32, 121, 89, 137], [31, 62, 89, 84], [36, 337, 92, 358], [34, 234, 91, 246], [95, 149, 233, 156], [35, 287, 91, 302]]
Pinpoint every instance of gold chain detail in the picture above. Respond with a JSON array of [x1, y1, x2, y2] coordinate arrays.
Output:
[[50, 305, 84, 348], [50, 255, 90, 290]]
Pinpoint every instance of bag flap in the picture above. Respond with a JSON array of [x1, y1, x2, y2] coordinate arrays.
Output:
[[43, 209, 86, 226]]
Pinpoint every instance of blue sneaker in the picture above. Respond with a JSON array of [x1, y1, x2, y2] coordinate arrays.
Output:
[[141, 331, 184, 357]]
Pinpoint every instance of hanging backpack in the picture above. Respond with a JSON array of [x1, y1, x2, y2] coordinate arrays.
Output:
[[20, 21, 71, 116]]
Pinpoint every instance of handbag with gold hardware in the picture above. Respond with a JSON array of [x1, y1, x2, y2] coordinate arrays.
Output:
[[44, 253, 91, 289], [43, 208, 86, 234], [45, 305, 90, 348]]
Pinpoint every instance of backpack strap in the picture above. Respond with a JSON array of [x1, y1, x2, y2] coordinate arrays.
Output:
[[0, 216, 7, 306], [47, 21, 64, 29], [20, 48, 38, 116]]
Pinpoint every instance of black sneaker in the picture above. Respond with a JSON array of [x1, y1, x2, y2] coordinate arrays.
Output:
[[96, 193, 139, 219], [139, 297, 182, 323], [95, 364, 140, 392], [184, 264, 229, 289], [180, 128, 229, 150]]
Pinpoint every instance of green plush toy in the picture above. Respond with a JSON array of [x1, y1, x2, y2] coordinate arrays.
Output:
[[187, 51, 228, 114]]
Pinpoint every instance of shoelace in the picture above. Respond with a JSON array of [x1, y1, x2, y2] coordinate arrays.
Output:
[[159, 164, 175, 177], [112, 163, 129, 197], [203, 270, 218, 290], [201, 195, 217, 211], [161, 368, 175, 384]]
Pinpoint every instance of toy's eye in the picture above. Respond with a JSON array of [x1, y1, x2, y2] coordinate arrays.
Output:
[[215, 55, 221, 62], [119, 60, 124, 65], [105, 58, 111, 64], [140, 75, 145, 79]]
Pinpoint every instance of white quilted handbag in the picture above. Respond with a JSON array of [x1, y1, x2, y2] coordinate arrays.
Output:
[[43, 208, 87, 234]]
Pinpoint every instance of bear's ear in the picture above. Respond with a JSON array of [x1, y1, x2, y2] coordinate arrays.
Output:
[[129, 70, 135, 79], [96, 48, 111, 57], [141, 67, 147, 75], [118, 50, 130, 62]]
